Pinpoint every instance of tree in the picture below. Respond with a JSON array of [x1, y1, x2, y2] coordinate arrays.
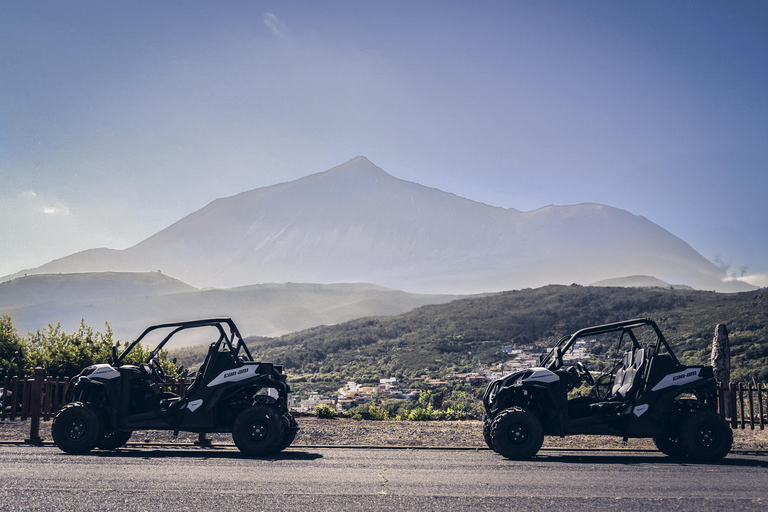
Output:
[[0, 315, 26, 378], [26, 320, 114, 378]]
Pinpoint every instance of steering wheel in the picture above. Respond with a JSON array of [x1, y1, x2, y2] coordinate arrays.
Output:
[[149, 357, 167, 383], [573, 361, 594, 386]]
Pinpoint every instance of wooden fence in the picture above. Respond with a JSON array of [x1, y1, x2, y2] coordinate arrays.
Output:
[[1, 368, 766, 443], [717, 381, 767, 430], [1, 368, 192, 443]]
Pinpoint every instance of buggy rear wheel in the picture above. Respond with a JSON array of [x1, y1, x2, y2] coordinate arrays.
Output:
[[653, 435, 685, 458], [483, 418, 497, 452], [677, 410, 732, 461], [51, 402, 103, 454], [490, 407, 544, 460], [97, 430, 133, 450], [232, 405, 284, 456]]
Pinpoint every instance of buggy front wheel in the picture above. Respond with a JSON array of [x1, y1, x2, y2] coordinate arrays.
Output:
[[232, 405, 284, 456], [51, 402, 103, 454], [278, 413, 299, 451], [490, 407, 544, 460], [677, 410, 732, 461]]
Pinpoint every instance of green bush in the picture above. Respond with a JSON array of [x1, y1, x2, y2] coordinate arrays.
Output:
[[0, 316, 183, 379], [314, 404, 336, 418], [368, 404, 391, 420], [0, 315, 25, 378], [26, 321, 114, 378], [406, 406, 434, 421]]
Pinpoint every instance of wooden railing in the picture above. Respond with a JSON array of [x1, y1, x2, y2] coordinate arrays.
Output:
[[1, 368, 192, 443], [717, 381, 766, 430]]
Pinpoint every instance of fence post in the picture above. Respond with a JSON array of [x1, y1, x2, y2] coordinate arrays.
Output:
[[748, 382, 755, 430], [738, 383, 745, 429], [760, 383, 765, 430], [62, 376, 70, 407], [9, 377, 19, 421], [711, 324, 730, 415], [43, 377, 52, 422], [20, 376, 31, 421], [25, 367, 44, 444], [729, 383, 737, 429], [716, 382, 726, 418], [1, 376, 8, 420]]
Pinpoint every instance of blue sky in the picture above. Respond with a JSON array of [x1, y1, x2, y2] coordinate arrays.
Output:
[[1, 1, 766, 286]]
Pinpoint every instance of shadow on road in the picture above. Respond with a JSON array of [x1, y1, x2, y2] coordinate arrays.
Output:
[[59, 449, 324, 461], [531, 453, 768, 468]]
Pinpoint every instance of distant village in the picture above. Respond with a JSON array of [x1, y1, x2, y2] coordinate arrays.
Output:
[[294, 339, 595, 412]]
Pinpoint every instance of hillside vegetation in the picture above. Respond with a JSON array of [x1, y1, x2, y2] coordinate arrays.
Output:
[[170, 285, 768, 394]]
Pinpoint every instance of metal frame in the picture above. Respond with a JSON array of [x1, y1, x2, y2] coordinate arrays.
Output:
[[538, 317, 680, 370], [114, 318, 254, 365]]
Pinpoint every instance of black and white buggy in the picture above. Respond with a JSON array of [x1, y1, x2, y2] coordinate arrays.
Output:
[[483, 318, 732, 461], [52, 318, 298, 455]]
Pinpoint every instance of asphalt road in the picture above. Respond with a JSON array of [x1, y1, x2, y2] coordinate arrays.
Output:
[[1, 446, 766, 511]]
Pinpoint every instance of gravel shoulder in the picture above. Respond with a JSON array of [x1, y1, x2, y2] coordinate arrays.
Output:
[[2, 416, 767, 451]]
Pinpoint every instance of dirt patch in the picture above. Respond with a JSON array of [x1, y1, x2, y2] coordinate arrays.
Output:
[[2, 416, 767, 451]]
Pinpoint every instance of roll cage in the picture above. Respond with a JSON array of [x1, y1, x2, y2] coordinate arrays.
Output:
[[538, 318, 680, 371], [113, 317, 254, 366]]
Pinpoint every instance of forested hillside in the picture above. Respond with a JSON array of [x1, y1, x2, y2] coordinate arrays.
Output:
[[170, 285, 768, 394]]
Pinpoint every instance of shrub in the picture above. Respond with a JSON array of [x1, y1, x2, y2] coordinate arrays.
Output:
[[406, 406, 434, 421], [26, 321, 113, 378], [314, 404, 336, 418], [368, 404, 391, 420]]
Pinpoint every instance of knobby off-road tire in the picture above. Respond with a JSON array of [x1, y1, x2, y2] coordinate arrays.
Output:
[[490, 407, 544, 460], [677, 409, 733, 461], [51, 402, 103, 454], [483, 418, 497, 452], [232, 405, 285, 456], [278, 413, 299, 451], [96, 430, 133, 450], [653, 435, 686, 458]]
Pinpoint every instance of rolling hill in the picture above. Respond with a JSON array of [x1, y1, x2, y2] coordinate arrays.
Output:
[[0, 272, 463, 340]]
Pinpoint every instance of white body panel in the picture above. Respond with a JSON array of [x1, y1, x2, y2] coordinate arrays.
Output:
[[90, 364, 120, 380], [651, 367, 702, 391], [521, 367, 559, 384], [207, 365, 255, 387]]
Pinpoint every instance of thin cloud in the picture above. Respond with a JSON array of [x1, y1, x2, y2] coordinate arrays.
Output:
[[18, 191, 70, 216], [732, 273, 768, 288], [262, 12, 288, 39], [43, 204, 70, 216]]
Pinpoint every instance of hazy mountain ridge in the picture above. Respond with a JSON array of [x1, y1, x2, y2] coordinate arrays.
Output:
[[1, 156, 751, 293], [590, 275, 693, 290], [0, 271, 194, 309], [0, 272, 463, 340]]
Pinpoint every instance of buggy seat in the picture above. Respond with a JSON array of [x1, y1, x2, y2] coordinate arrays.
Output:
[[588, 348, 646, 413]]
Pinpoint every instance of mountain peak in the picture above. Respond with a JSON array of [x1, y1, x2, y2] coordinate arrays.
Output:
[[321, 155, 391, 179], [290, 155, 400, 197], [6, 157, 743, 294]]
